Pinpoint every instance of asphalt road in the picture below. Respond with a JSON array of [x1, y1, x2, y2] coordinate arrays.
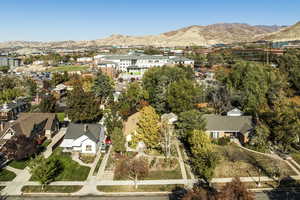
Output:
[[6, 192, 300, 200], [7, 195, 171, 200]]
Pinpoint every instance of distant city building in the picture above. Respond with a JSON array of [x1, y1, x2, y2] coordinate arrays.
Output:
[[77, 57, 93, 63], [0, 57, 23, 69]]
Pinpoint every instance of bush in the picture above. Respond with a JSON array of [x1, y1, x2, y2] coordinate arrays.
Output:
[[212, 137, 230, 146]]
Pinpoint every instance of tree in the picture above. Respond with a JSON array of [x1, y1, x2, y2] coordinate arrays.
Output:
[[111, 127, 126, 153], [26, 78, 37, 97], [92, 71, 114, 104], [207, 86, 232, 114], [182, 186, 217, 200], [167, 79, 204, 114], [104, 108, 123, 136], [217, 177, 254, 200], [175, 110, 206, 142], [272, 105, 300, 152], [132, 106, 160, 149], [39, 94, 57, 112], [66, 84, 101, 123], [28, 155, 61, 190], [51, 72, 68, 86], [142, 66, 195, 114], [0, 66, 10, 73], [188, 130, 219, 183], [118, 82, 149, 119], [189, 130, 212, 155], [207, 53, 224, 67], [114, 157, 149, 189], [249, 123, 270, 152], [1, 135, 38, 161], [190, 151, 219, 183]]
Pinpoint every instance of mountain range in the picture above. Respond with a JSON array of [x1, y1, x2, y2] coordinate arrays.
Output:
[[0, 22, 299, 48]]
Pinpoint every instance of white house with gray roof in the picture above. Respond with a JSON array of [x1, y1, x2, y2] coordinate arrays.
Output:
[[60, 123, 105, 154]]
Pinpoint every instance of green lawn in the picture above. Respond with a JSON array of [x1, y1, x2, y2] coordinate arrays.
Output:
[[31, 148, 90, 181], [97, 184, 184, 192], [56, 112, 65, 122], [93, 154, 103, 176], [46, 65, 88, 72], [0, 169, 16, 181], [214, 145, 296, 178], [21, 185, 82, 193], [291, 152, 300, 164], [9, 159, 28, 169]]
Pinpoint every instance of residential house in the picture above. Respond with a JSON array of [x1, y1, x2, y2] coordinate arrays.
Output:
[[203, 108, 253, 143], [60, 123, 105, 154], [0, 113, 59, 147], [0, 97, 30, 122], [52, 84, 67, 98]]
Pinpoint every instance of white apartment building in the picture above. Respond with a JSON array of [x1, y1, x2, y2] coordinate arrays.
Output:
[[94, 54, 194, 73]]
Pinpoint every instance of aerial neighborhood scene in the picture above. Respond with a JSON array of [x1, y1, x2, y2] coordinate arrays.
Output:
[[0, 1, 300, 200]]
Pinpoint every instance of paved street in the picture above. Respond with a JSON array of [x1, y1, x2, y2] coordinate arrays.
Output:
[[6, 192, 300, 200], [7, 195, 170, 200]]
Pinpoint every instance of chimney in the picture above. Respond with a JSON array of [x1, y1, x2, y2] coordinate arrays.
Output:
[[84, 124, 88, 132]]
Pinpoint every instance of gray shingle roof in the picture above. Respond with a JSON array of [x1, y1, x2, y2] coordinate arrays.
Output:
[[203, 114, 253, 134], [64, 123, 105, 142]]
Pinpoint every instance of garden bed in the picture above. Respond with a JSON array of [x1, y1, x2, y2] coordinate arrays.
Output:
[[214, 145, 296, 178]]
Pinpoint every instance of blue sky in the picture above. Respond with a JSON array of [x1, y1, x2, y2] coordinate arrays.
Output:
[[0, 0, 299, 42]]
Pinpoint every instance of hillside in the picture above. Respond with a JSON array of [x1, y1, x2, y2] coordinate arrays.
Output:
[[262, 21, 300, 41], [0, 23, 289, 48]]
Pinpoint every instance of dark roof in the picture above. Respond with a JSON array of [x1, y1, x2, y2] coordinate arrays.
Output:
[[203, 114, 253, 134], [15, 113, 57, 137], [1, 113, 57, 137], [64, 123, 105, 142]]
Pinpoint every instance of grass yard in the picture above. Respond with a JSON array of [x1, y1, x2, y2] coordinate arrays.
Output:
[[97, 184, 184, 192], [0, 169, 16, 181], [290, 152, 300, 164], [93, 154, 103, 176], [214, 145, 296, 178], [56, 112, 65, 122], [46, 65, 88, 72], [9, 159, 28, 169], [31, 148, 90, 181], [21, 185, 82, 193]]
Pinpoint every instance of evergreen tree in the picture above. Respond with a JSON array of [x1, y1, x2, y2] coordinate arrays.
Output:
[[66, 84, 101, 123], [111, 127, 126, 153], [92, 72, 114, 104], [39, 94, 57, 113]]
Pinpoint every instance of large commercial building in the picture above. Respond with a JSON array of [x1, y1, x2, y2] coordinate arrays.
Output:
[[94, 54, 194, 79]]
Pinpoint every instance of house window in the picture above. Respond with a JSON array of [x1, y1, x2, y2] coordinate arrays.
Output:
[[210, 132, 219, 139], [86, 145, 92, 151]]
